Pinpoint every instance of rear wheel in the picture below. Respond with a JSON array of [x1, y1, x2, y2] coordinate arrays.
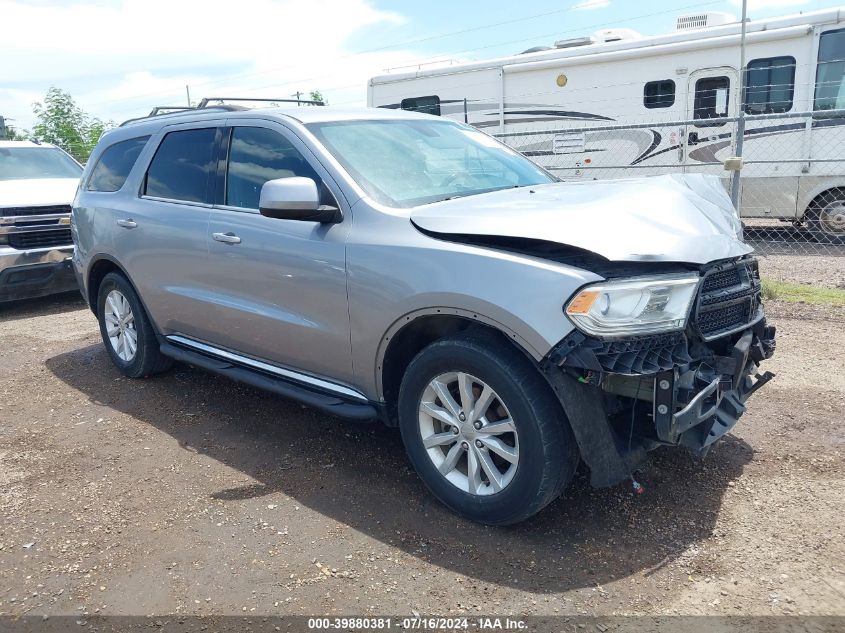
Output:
[[96, 272, 172, 378], [806, 189, 845, 245], [398, 332, 578, 525]]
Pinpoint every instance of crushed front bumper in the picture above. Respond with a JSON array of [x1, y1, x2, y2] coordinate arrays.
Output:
[[542, 318, 776, 487], [0, 246, 77, 303]]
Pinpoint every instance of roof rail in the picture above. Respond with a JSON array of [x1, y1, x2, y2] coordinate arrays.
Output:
[[196, 97, 325, 107], [119, 96, 325, 127], [120, 97, 326, 127], [119, 104, 244, 127]]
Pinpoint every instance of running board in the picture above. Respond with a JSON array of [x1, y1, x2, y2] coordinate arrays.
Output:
[[159, 341, 377, 421]]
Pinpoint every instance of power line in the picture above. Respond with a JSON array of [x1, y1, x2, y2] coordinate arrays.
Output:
[[82, 0, 722, 115]]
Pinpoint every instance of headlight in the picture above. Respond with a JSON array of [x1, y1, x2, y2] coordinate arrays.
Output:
[[565, 274, 700, 337]]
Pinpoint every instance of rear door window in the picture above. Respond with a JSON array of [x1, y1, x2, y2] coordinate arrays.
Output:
[[87, 136, 149, 192], [144, 128, 217, 203]]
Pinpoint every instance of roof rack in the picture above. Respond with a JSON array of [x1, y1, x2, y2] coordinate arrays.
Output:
[[197, 97, 325, 107], [120, 95, 324, 127]]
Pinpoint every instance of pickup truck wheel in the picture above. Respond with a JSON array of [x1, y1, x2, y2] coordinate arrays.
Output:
[[96, 272, 172, 378], [398, 333, 578, 525]]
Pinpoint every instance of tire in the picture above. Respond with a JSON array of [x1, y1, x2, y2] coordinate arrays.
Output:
[[96, 272, 172, 378], [397, 331, 579, 525], [806, 189, 845, 246]]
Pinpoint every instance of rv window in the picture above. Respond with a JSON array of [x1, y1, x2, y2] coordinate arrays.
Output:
[[643, 80, 675, 109], [400, 96, 441, 116], [744, 57, 795, 114], [815, 29, 845, 111], [693, 76, 730, 126]]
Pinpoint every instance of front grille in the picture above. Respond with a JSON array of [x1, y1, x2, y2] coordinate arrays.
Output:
[[693, 258, 762, 339], [698, 301, 752, 336], [7, 229, 72, 249], [702, 267, 741, 293], [0, 205, 71, 218]]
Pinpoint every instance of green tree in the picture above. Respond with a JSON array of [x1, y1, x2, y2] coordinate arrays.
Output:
[[309, 90, 327, 105], [6, 126, 29, 141], [31, 88, 111, 163]]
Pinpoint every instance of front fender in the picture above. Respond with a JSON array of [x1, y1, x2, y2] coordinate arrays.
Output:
[[347, 231, 601, 400]]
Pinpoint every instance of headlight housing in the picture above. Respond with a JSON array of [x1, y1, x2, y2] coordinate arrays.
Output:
[[565, 274, 700, 337]]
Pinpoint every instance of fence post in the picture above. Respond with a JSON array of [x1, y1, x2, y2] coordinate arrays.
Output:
[[730, 0, 749, 238]]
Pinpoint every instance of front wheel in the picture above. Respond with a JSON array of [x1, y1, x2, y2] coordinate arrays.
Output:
[[807, 190, 845, 245], [397, 332, 579, 525]]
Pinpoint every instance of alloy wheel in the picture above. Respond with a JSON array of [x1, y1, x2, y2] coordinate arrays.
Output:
[[104, 289, 137, 362], [417, 372, 519, 496]]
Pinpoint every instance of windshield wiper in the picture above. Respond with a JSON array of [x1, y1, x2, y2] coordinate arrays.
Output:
[[432, 184, 527, 204]]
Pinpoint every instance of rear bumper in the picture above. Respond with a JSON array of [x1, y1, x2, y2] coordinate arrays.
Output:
[[0, 245, 78, 302], [543, 319, 776, 487]]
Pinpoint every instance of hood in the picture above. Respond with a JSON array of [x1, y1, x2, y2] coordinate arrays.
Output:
[[0, 178, 80, 209], [411, 174, 752, 265]]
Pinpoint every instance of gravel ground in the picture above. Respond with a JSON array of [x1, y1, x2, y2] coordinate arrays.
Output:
[[758, 254, 845, 290], [1, 293, 843, 619]]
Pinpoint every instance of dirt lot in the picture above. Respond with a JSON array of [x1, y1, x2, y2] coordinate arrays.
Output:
[[1, 290, 844, 619]]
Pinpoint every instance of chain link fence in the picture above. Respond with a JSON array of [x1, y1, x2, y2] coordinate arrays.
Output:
[[493, 109, 845, 257]]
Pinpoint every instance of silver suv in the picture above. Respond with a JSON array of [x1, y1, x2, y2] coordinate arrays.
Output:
[[72, 104, 776, 524]]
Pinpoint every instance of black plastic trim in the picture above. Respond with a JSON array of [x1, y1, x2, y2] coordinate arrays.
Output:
[[159, 341, 378, 421]]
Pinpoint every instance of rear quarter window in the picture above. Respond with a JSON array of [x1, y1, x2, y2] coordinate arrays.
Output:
[[87, 136, 150, 192]]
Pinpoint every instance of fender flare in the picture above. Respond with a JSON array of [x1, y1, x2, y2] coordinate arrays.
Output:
[[373, 306, 544, 402]]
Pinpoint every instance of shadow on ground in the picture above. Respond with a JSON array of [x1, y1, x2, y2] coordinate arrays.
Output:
[[0, 292, 85, 322], [47, 343, 754, 593]]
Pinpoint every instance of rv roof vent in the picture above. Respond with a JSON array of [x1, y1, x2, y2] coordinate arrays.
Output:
[[552, 36, 595, 49], [676, 11, 735, 31], [591, 28, 641, 43]]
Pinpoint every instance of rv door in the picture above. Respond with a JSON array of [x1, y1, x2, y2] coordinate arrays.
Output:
[[684, 67, 738, 173]]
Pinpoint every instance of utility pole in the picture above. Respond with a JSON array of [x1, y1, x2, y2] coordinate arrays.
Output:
[[186, 85, 192, 108], [729, 0, 748, 220], [291, 91, 303, 106]]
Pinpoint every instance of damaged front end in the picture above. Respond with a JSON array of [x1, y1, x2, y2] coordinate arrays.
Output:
[[542, 256, 776, 488]]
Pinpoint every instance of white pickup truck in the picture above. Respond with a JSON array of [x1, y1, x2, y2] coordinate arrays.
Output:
[[0, 140, 83, 302]]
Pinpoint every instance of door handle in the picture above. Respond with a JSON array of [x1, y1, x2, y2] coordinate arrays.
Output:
[[212, 232, 242, 244], [116, 219, 137, 229]]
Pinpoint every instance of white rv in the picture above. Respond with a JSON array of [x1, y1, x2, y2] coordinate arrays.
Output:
[[368, 9, 845, 243]]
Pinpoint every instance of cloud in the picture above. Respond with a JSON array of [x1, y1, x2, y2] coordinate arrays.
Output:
[[0, 0, 413, 128], [572, 0, 609, 10]]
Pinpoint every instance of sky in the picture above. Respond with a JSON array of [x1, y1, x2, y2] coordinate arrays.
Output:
[[1, 0, 842, 130]]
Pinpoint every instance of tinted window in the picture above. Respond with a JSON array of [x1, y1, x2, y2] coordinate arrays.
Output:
[[693, 76, 730, 126], [226, 127, 320, 209], [644, 80, 675, 108], [400, 96, 441, 116], [815, 29, 845, 111], [87, 136, 149, 192], [144, 128, 216, 203], [744, 57, 795, 114]]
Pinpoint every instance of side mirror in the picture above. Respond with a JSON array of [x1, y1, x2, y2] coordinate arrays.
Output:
[[258, 177, 341, 223]]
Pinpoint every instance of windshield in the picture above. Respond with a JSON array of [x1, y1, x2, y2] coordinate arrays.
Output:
[[306, 119, 554, 207], [0, 147, 82, 181]]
